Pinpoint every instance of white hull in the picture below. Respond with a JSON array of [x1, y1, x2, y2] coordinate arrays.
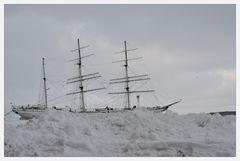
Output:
[[12, 106, 46, 119], [14, 110, 45, 119]]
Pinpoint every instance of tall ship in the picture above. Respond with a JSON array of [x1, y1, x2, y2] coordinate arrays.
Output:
[[11, 39, 181, 119]]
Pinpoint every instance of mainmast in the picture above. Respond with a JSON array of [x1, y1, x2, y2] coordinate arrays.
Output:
[[124, 41, 130, 109], [67, 38, 105, 112], [109, 41, 154, 109], [77, 39, 85, 111], [42, 58, 48, 109]]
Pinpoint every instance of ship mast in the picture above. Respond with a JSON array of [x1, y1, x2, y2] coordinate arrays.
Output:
[[109, 41, 154, 109], [42, 57, 48, 109], [67, 38, 105, 112], [77, 39, 85, 111], [124, 41, 131, 109]]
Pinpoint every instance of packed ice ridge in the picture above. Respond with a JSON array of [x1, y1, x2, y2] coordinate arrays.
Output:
[[4, 108, 236, 157]]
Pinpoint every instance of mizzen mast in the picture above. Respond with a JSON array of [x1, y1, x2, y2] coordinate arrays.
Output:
[[109, 41, 154, 110], [42, 57, 48, 109]]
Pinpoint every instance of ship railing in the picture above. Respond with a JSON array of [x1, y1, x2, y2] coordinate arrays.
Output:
[[12, 105, 46, 112]]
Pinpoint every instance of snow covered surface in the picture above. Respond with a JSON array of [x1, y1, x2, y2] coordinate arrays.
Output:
[[4, 108, 236, 157]]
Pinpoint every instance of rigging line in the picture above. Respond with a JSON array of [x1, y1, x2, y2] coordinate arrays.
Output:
[[51, 94, 75, 102], [153, 89, 174, 103], [133, 58, 171, 102], [48, 101, 68, 106], [132, 80, 148, 91], [107, 95, 123, 106], [110, 94, 122, 108], [47, 63, 68, 79], [91, 102, 105, 108], [47, 79, 65, 93], [82, 69, 111, 94], [128, 67, 154, 89], [128, 66, 153, 88], [89, 95, 107, 105], [150, 79, 174, 101], [122, 94, 126, 108], [147, 81, 162, 105], [48, 95, 68, 103], [140, 58, 178, 101], [94, 94, 118, 107], [128, 66, 138, 75], [69, 95, 74, 107], [141, 80, 166, 105], [94, 104, 106, 108], [128, 79, 161, 106], [70, 94, 78, 109], [83, 65, 123, 82], [114, 93, 121, 108], [116, 95, 122, 108], [48, 98, 74, 106], [128, 66, 161, 105], [141, 94, 159, 107], [83, 62, 113, 67], [106, 93, 121, 102], [38, 64, 43, 104], [48, 98, 69, 105], [133, 82, 159, 104], [156, 93, 171, 105], [88, 98, 108, 108], [39, 88, 44, 105], [106, 94, 123, 107], [66, 97, 76, 108]]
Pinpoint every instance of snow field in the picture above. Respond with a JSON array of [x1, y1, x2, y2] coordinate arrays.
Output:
[[4, 108, 235, 157]]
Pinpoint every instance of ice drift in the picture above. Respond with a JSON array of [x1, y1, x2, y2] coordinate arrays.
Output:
[[4, 108, 235, 157]]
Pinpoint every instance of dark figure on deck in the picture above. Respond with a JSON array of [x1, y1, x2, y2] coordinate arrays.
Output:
[[106, 106, 109, 113]]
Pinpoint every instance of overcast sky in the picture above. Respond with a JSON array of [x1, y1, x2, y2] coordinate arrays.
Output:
[[5, 4, 236, 114]]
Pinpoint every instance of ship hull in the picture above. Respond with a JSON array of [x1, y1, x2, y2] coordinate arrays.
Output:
[[12, 107, 46, 119]]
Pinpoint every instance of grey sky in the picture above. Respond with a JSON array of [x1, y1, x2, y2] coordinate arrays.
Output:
[[5, 4, 236, 114]]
